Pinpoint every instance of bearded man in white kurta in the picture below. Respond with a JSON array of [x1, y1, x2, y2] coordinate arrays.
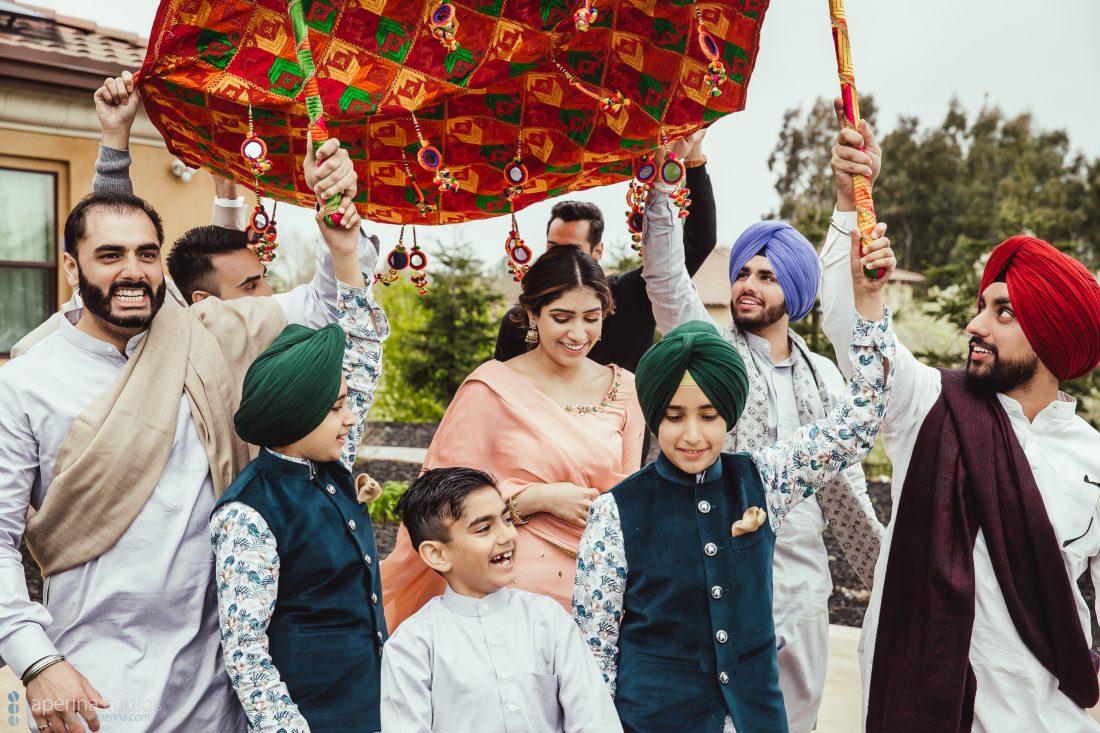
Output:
[[824, 114, 1100, 733], [0, 183, 366, 732]]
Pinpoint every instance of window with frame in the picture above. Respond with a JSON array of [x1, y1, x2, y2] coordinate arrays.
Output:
[[0, 166, 58, 356]]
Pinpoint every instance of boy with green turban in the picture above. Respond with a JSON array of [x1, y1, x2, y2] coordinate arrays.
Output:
[[209, 248, 390, 733], [573, 232, 898, 733]]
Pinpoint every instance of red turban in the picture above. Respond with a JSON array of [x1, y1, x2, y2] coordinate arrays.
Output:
[[980, 236, 1100, 381]]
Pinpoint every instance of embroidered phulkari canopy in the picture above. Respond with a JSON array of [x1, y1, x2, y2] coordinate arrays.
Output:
[[138, 0, 770, 224]]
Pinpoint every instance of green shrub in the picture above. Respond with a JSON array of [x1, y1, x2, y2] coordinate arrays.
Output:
[[368, 480, 408, 524]]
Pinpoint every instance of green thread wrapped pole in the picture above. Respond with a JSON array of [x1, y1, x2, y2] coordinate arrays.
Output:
[[288, 0, 342, 226]]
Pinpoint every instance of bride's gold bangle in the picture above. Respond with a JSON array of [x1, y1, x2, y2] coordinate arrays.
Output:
[[507, 496, 529, 525]]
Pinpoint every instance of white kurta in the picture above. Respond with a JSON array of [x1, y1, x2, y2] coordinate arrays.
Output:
[[0, 236, 374, 731], [641, 189, 872, 732], [381, 586, 623, 733], [821, 209, 1100, 733], [0, 319, 243, 731]]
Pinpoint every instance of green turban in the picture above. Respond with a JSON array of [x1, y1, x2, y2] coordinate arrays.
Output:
[[235, 323, 345, 447], [635, 320, 749, 435]]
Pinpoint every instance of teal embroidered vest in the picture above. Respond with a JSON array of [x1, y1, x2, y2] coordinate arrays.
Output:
[[611, 452, 787, 733], [214, 450, 386, 731]]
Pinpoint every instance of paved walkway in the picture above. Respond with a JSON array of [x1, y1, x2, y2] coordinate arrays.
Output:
[[358, 444, 427, 464], [818, 624, 1100, 731], [817, 624, 864, 732]]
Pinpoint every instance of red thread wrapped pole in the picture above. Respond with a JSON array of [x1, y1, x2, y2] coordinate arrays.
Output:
[[288, 0, 342, 226], [828, 0, 881, 279]]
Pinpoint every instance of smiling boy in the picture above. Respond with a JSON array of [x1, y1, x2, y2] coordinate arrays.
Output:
[[380, 468, 622, 733], [572, 230, 897, 733]]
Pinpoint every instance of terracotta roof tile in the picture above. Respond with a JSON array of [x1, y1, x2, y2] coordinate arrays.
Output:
[[0, 0, 147, 85]]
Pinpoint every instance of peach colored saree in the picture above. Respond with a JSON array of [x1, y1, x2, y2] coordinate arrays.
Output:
[[381, 360, 644, 629]]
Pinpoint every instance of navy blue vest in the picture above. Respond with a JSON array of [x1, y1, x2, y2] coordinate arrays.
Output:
[[213, 450, 386, 732], [612, 452, 787, 733]]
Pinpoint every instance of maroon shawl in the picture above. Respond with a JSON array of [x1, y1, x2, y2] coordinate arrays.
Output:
[[866, 369, 1098, 732]]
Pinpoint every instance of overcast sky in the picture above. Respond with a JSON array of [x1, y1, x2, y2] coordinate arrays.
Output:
[[36, 0, 1100, 265]]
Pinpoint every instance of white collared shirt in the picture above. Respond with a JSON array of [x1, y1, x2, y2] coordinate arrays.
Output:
[[0, 313, 244, 731], [381, 586, 623, 733], [821, 209, 1100, 733]]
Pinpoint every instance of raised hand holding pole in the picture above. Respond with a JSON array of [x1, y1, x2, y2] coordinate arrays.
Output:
[[288, 0, 342, 226], [828, 0, 881, 280]]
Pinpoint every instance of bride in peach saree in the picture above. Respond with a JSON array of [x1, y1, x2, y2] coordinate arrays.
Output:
[[381, 245, 645, 629]]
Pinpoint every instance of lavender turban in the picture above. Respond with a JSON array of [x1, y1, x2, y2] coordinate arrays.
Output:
[[728, 221, 821, 322]]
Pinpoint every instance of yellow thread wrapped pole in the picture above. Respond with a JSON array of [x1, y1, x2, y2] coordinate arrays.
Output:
[[829, 0, 881, 279]]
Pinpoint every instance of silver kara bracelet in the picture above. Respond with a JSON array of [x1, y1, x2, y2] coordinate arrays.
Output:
[[829, 217, 855, 238], [21, 654, 65, 686]]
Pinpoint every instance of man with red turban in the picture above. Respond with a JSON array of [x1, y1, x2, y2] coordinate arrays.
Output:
[[824, 109, 1100, 733]]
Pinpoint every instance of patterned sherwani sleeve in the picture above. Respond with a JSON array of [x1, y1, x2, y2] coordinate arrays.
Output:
[[819, 208, 942, 452], [572, 494, 627, 696], [753, 310, 896, 531], [336, 282, 389, 471], [211, 503, 311, 733], [554, 599, 624, 733], [274, 232, 381, 328]]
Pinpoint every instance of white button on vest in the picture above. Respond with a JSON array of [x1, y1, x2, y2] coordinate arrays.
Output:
[[716, 630, 728, 643], [371, 593, 378, 604], [698, 500, 711, 513], [326, 484, 336, 495], [711, 586, 723, 599], [364, 554, 372, 565], [348, 519, 357, 531], [719, 672, 729, 684], [704, 542, 717, 556]]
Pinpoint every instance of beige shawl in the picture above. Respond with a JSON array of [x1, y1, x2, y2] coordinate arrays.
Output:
[[25, 296, 286, 576]]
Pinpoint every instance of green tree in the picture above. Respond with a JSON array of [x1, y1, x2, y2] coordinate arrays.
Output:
[[769, 97, 1099, 273], [769, 97, 1100, 424], [601, 235, 643, 275], [374, 240, 501, 422]]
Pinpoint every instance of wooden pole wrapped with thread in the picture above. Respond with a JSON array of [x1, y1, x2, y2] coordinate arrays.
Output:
[[828, 0, 881, 279], [288, 0, 342, 226]]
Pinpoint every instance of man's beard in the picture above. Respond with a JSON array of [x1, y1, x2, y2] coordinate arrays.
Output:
[[731, 298, 786, 331], [964, 338, 1040, 395], [78, 269, 166, 330]]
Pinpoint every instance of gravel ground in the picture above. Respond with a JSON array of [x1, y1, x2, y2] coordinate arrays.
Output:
[[355, 459, 421, 485], [362, 421, 437, 449]]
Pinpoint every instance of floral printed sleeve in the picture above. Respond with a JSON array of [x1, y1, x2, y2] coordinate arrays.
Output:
[[571, 493, 628, 697], [336, 281, 390, 471], [211, 502, 310, 733], [753, 309, 896, 532]]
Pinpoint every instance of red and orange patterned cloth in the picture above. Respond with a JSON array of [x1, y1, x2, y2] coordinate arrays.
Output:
[[139, 0, 770, 223]]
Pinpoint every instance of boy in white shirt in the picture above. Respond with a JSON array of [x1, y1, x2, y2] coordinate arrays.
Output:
[[380, 467, 622, 733]]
